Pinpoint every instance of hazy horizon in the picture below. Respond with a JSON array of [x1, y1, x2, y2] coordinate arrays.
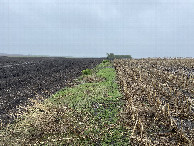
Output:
[[1, 0, 194, 58]]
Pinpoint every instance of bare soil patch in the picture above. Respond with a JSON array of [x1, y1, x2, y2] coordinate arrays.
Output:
[[0, 57, 103, 124]]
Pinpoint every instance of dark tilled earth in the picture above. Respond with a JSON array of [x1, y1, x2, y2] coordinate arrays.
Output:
[[0, 57, 103, 124]]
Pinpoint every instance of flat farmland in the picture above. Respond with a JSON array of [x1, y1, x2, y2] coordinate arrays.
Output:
[[1, 58, 193, 145], [0, 57, 103, 123]]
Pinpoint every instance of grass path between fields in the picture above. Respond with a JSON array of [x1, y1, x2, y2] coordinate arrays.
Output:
[[0, 61, 130, 145]]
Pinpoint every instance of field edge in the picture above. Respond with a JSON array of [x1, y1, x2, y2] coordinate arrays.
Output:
[[0, 60, 131, 145]]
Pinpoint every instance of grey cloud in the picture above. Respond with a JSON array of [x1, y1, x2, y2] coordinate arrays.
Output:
[[0, 0, 194, 57]]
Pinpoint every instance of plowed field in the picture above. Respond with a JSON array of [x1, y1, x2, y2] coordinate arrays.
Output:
[[0, 57, 103, 124]]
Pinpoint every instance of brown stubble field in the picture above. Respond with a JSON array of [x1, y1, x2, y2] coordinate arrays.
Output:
[[114, 58, 194, 145]]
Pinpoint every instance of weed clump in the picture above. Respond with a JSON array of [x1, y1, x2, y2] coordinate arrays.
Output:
[[102, 60, 109, 64], [82, 68, 92, 75]]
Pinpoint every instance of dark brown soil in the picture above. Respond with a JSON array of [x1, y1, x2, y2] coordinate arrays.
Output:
[[0, 57, 103, 124]]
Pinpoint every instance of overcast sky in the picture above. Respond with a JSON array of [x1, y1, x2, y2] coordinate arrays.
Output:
[[0, 0, 194, 58]]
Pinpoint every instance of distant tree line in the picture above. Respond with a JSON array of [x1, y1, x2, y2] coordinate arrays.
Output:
[[106, 53, 132, 60]]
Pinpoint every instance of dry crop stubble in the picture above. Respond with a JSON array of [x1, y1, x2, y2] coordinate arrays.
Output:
[[114, 58, 194, 145]]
